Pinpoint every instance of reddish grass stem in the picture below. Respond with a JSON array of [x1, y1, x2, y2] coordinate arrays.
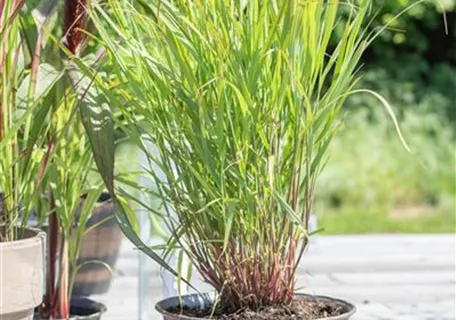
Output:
[[63, 0, 88, 54]]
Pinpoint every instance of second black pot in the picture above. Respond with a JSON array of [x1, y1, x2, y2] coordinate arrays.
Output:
[[34, 297, 106, 320]]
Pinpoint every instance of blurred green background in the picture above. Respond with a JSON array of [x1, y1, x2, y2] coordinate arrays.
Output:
[[315, 0, 455, 233]]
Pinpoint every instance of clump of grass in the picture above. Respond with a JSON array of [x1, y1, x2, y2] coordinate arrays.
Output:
[[90, 0, 406, 312], [0, 0, 56, 242]]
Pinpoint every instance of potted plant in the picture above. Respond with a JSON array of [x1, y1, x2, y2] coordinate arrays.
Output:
[[33, 0, 112, 317], [86, 0, 412, 319], [0, 1, 61, 319], [34, 99, 107, 319], [30, 95, 111, 318]]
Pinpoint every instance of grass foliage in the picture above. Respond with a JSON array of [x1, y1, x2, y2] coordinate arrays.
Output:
[[0, 0, 62, 241], [88, 0, 395, 310]]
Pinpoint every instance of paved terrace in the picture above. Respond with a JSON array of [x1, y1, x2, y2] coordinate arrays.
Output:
[[93, 234, 456, 320]]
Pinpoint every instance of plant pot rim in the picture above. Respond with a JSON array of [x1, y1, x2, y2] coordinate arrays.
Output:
[[34, 297, 107, 320], [156, 292, 356, 320], [34, 311, 105, 320], [0, 226, 45, 247]]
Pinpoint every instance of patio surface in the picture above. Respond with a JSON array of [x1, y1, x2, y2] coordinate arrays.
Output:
[[93, 234, 456, 320]]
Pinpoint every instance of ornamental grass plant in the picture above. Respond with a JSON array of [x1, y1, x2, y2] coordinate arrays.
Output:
[[2, 0, 109, 317], [35, 0, 110, 317], [0, 0, 62, 242], [88, 0, 412, 313]]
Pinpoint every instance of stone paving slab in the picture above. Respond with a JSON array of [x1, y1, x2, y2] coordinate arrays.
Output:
[[93, 234, 456, 320]]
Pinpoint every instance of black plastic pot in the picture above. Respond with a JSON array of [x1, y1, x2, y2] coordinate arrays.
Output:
[[67, 297, 106, 320], [34, 297, 106, 320], [156, 293, 356, 320]]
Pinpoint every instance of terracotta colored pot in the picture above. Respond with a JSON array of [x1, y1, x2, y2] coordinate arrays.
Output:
[[156, 293, 356, 320], [0, 227, 46, 320]]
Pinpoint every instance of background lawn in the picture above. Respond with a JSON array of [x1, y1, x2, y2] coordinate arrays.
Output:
[[315, 108, 455, 234], [318, 207, 454, 234]]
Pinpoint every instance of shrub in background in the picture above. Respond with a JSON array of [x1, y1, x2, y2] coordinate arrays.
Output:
[[316, 106, 455, 216], [341, 0, 456, 123]]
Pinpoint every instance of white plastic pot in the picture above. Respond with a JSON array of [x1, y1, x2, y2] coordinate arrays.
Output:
[[0, 228, 46, 320]]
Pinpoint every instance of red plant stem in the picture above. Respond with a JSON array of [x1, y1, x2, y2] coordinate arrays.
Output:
[[63, 0, 87, 54], [42, 204, 59, 318], [50, 231, 69, 318], [48, 235, 66, 318], [0, 0, 5, 24], [59, 235, 69, 318], [51, 281, 60, 317]]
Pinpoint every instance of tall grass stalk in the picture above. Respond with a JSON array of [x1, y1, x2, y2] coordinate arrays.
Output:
[[90, 0, 407, 311]]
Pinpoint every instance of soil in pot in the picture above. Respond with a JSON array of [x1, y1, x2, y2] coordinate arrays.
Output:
[[170, 299, 343, 320], [164, 295, 352, 320]]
